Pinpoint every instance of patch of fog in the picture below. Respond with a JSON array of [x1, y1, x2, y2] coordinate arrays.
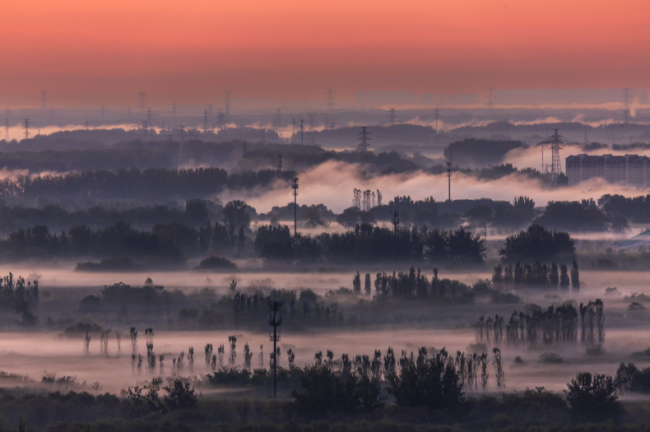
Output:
[[0, 327, 647, 394], [217, 160, 650, 214]]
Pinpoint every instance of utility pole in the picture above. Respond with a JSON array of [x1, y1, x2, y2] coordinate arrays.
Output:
[[41, 91, 47, 110], [23, 119, 30, 140], [291, 177, 299, 235], [268, 300, 282, 399], [446, 151, 452, 202]]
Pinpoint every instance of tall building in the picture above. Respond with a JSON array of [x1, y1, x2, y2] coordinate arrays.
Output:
[[566, 154, 650, 187]]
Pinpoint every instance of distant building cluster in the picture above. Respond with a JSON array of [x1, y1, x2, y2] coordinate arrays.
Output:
[[566, 154, 650, 187]]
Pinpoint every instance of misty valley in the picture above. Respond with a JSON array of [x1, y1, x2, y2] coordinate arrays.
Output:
[[1, 112, 650, 431]]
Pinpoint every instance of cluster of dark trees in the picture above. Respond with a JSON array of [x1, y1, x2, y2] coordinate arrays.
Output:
[[492, 260, 580, 289], [79, 282, 184, 316], [0, 273, 39, 327], [1, 200, 255, 264], [599, 194, 650, 223], [0, 167, 295, 200], [337, 195, 536, 229], [0, 198, 224, 234], [533, 199, 624, 232], [476, 299, 604, 346], [499, 224, 576, 263], [254, 223, 485, 264], [369, 268, 474, 302]]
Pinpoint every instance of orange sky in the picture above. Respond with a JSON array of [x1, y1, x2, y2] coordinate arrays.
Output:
[[2, 0, 650, 106]]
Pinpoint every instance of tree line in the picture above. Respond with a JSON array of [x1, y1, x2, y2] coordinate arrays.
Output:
[[0, 167, 295, 200]]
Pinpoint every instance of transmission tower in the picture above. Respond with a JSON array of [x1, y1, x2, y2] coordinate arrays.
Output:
[[41, 91, 47, 110], [357, 126, 371, 152], [291, 177, 299, 235], [326, 89, 334, 110], [307, 113, 316, 145], [138, 92, 147, 109], [623, 87, 631, 125], [446, 151, 453, 202], [4, 118, 9, 141], [486, 88, 496, 108], [299, 119, 304, 145], [388, 108, 396, 125], [178, 125, 186, 167], [435, 108, 439, 135], [550, 129, 563, 182], [203, 110, 209, 133], [224, 90, 231, 119], [23, 119, 30, 140], [217, 109, 226, 131]]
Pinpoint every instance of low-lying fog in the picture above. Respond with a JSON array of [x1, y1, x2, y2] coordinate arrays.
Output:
[[0, 267, 648, 397]]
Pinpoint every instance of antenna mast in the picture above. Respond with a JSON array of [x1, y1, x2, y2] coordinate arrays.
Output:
[[23, 119, 30, 140]]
